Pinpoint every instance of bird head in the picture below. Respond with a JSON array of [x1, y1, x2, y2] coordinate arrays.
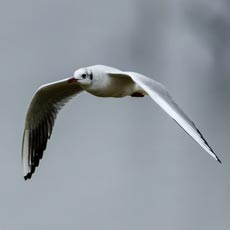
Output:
[[69, 68, 93, 87]]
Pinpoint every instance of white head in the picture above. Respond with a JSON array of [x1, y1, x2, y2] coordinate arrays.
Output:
[[71, 68, 94, 87]]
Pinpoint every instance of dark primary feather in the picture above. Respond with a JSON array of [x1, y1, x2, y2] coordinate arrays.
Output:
[[22, 79, 83, 180]]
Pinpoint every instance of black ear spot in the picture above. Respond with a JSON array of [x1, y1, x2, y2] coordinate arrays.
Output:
[[89, 73, 93, 80]]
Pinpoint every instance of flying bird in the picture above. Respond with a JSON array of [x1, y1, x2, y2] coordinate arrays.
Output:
[[22, 65, 221, 180]]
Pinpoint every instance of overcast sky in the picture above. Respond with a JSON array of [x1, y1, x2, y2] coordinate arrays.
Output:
[[0, 0, 229, 229]]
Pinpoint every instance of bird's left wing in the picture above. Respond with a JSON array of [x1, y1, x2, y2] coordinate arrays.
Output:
[[22, 79, 83, 180], [109, 71, 221, 163]]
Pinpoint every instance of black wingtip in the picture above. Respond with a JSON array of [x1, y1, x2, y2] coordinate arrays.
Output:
[[24, 173, 32, 180], [216, 156, 222, 164], [194, 127, 222, 165]]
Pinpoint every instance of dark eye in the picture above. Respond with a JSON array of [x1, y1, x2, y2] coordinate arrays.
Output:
[[82, 73, 87, 79]]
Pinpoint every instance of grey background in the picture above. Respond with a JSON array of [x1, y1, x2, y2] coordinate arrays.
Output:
[[0, 0, 229, 229]]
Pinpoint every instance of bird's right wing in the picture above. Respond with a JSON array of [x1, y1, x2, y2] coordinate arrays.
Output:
[[109, 71, 221, 164], [22, 78, 83, 180]]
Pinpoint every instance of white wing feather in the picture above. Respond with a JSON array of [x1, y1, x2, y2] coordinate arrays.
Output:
[[110, 71, 221, 163], [22, 79, 83, 180]]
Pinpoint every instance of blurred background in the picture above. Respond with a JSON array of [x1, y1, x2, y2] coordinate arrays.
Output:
[[0, 0, 229, 229]]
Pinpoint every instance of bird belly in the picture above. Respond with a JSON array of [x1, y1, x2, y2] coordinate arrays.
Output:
[[88, 87, 131, 98], [86, 77, 135, 98], [85, 75, 147, 98]]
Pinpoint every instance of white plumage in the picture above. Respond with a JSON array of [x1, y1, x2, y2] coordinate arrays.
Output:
[[22, 65, 221, 180]]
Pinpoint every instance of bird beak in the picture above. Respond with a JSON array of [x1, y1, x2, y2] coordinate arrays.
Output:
[[67, 77, 78, 83]]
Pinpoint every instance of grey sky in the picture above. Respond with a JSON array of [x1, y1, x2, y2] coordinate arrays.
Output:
[[0, 0, 229, 229]]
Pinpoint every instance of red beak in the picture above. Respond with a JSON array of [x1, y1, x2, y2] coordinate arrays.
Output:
[[67, 77, 78, 83]]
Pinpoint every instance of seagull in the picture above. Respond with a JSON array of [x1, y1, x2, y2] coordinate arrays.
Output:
[[22, 65, 221, 180]]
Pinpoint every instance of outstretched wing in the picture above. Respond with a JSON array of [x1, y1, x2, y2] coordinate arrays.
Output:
[[22, 79, 83, 180], [109, 71, 221, 163]]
